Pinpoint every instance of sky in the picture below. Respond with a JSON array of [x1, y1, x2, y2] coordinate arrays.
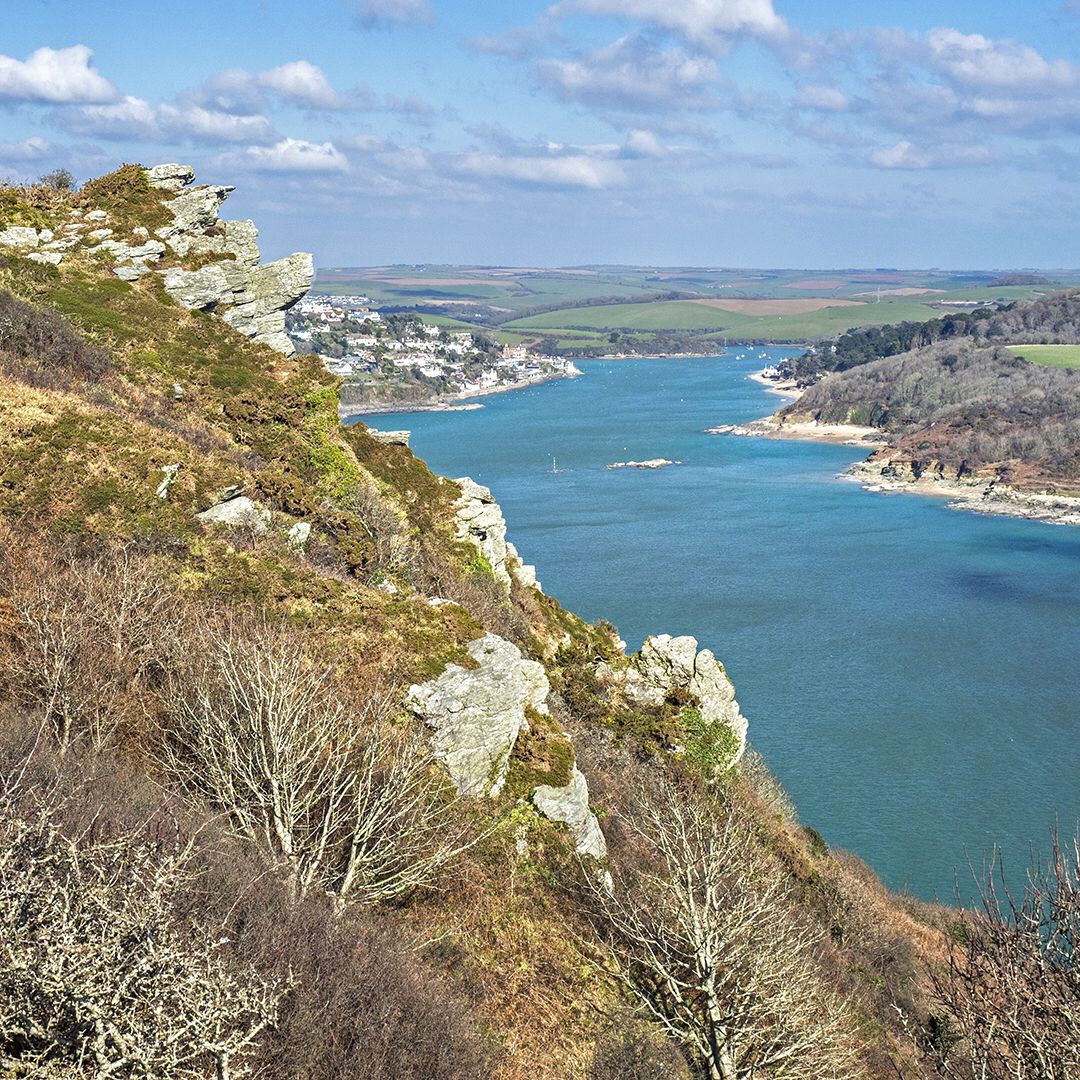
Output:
[[4, 0, 1080, 268]]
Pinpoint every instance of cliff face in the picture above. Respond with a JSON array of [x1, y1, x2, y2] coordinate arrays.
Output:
[[0, 166, 950, 1080]]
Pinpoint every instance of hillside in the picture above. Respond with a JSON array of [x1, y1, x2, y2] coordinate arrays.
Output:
[[0, 166, 1075, 1080], [771, 295, 1080, 520]]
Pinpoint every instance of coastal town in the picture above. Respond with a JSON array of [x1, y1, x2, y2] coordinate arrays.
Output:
[[287, 292, 580, 413]]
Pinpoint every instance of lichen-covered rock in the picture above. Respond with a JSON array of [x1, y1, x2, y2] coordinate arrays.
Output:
[[533, 767, 606, 860], [407, 633, 549, 796], [635, 634, 748, 765], [453, 478, 540, 592], [145, 163, 196, 191], [368, 428, 411, 446], [0, 226, 41, 248], [140, 164, 313, 355], [196, 495, 271, 533]]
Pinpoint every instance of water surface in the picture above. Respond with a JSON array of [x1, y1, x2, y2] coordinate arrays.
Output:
[[354, 353, 1080, 902]]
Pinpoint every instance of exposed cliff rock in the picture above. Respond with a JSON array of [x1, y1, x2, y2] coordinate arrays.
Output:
[[407, 633, 549, 797], [407, 633, 607, 858], [533, 767, 607, 860], [602, 633, 748, 769], [453, 477, 541, 592], [148, 165, 312, 355]]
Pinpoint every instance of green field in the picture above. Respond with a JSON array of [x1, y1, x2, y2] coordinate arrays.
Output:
[[1006, 344, 1080, 369]]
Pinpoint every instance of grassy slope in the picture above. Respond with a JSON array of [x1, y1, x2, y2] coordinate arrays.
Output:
[[1007, 343, 1080, 368], [0, 171, 955, 1079]]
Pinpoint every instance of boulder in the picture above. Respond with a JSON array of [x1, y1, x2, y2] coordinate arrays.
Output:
[[155, 463, 180, 500], [145, 163, 195, 191], [287, 521, 312, 549], [367, 428, 411, 446], [196, 495, 271, 533], [0, 226, 40, 248], [533, 767, 607, 860], [407, 633, 549, 797]]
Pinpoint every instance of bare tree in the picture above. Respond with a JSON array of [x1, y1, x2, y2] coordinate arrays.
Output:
[[930, 833, 1080, 1080], [0, 796, 282, 1079], [590, 781, 866, 1080], [160, 620, 469, 907]]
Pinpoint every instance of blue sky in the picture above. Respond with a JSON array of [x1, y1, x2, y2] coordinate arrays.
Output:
[[4, 0, 1080, 268]]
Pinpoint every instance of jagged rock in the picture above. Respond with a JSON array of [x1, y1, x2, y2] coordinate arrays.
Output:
[[160, 263, 233, 309], [145, 163, 195, 191], [197, 495, 271, 533], [533, 766, 607, 860], [453, 477, 540, 593], [139, 165, 313, 356], [84, 210, 107, 222], [407, 633, 549, 797], [27, 252, 62, 266], [0, 226, 40, 248], [156, 463, 180, 500], [220, 253, 314, 355], [368, 428, 411, 446], [113, 265, 143, 281], [635, 634, 748, 765]]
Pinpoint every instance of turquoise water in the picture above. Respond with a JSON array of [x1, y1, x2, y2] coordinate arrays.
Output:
[[354, 352, 1080, 903]]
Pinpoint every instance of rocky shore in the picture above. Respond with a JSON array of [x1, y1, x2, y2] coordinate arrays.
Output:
[[848, 459, 1080, 526], [706, 416, 886, 447]]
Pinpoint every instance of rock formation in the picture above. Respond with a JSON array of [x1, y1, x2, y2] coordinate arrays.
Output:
[[603, 633, 749, 767], [407, 633, 549, 797], [407, 633, 607, 859], [453, 477, 540, 592], [0, 164, 312, 356], [147, 165, 313, 355]]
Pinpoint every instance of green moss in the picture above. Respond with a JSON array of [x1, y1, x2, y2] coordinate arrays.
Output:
[[504, 706, 576, 797], [679, 705, 740, 777]]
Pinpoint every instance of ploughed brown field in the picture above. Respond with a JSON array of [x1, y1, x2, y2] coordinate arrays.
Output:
[[690, 297, 866, 315]]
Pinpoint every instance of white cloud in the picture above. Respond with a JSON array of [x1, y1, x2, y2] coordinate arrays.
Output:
[[868, 139, 994, 170], [451, 151, 625, 189], [924, 28, 1079, 93], [623, 129, 666, 157], [793, 84, 850, 112], [232, 137, 350, 173], [63, 95, 159, 139], [0, 136, 52, 162], [356, 0, 433, 29], [160, 104, 276, 143], [258, 61, 346, 110], [0, 45, 116, 104], [548, 0, 788, 50], [537, 35, 720, 109]]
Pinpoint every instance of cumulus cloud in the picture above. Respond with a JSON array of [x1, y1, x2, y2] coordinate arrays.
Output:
[[536, 34, 720, 109], [62, 95, 159, 139], [159, 104, 276, 143], [793, 84, 851, 112], [185, 61, 359, 115], [868, 139, 995, 170], [258, 61, 348, 109], [923, 28, 1079, 92], [0, 45, 116, 104], [356, 0, 433, 30], [231, 137, 350, 173], [450, 151, 625, 189], [623, 129, 667, 157], [0, 135, 52, 162], [548, 0, 789, 50]]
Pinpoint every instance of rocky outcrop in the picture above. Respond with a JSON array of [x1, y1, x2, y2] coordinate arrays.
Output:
[[607, 458, 681, 470], [603, 634, 748, 767], [147, 165, 313, 356], [0, 164, 312, 355], [367, 428, 411, 446], [533, 767, 606, 860], [196, 494, 271, 533], [453, 477, 541, 593], [408, 633, 607, 859], [407, 633, 548, 797]]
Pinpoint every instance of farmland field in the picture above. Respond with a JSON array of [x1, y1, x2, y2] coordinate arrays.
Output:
[[1006, 344, 1080, 368]]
